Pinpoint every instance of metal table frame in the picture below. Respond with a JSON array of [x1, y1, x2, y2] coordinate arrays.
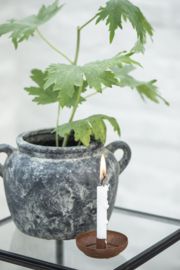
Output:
[[0, 207, 180, 270]]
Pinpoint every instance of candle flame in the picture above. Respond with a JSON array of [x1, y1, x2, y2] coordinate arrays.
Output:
[[100, 154, 106, 183]]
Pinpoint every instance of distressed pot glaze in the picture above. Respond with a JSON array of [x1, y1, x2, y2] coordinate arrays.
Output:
[[0, 128, 131, 240]]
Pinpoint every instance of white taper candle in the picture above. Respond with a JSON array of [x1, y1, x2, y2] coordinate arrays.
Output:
[[97, 184, 109, 239], [97, 154, 109, 240]]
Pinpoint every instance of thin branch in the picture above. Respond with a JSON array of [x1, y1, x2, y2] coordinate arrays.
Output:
[[56, 101, 61, 147], [36, 28, 73, 65], [62, 82, 84, 147], [55, 14, 98, 147], [74, 27, 81, 65], [70, 85, 83, 122], [79, 15, 97, 31], [84, 87, 107, 99], [73, 15, 97, 65], [78, 140, 81, 146]]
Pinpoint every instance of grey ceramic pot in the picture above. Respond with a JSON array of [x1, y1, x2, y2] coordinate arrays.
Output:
[[0, 128, 131, 240]]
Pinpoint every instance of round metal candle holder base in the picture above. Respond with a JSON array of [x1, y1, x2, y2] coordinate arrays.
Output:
[[76, 230, 128, 259]]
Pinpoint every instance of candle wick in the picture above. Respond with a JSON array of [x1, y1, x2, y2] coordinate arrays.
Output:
[[101, 174, 106, 185]]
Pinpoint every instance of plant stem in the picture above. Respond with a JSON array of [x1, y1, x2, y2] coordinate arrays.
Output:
[[55, 14, 97, 147], [69, 84, 83, 123], [62, 83, 84, 147], [84, 91, 98, 99], [56, 101, 61, 147], [84, 86, 107, 99], [79, 15, 97, 31], [73, 15, 97, 65], [78, 140, 81, 146], [36, 28, 73, 65], [62, 133, 69, 148], [74, 27, 81, 65]]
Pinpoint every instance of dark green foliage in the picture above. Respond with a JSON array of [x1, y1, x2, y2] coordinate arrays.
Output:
[[0, 1, 63, 48], [54, 114, 121, 147], [96, 0, 153, 52], [111, 65, 169, 105]]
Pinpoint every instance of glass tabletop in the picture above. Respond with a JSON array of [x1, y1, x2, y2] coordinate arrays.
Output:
[[0, 208, 180, 270]]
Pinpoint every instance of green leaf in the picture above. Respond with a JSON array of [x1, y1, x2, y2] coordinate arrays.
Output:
[[111, 65, 169, 105], [131, 36, 146, 54], [44, 52, 141, 105], [24, 69, 87, 108], [64, 90, 86, 108], [0, 1, 64, 48], [136, 81, 169, 106], [45, 64, 83, 107], [95, 0, 153, 45], [53, 114, 121, 147], [62, 81, 87, 108], [24, 69, 59, 105], [122, 14, 127, 22]]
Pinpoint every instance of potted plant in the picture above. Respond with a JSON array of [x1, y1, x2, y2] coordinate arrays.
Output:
[[0, 0, 168, 240]]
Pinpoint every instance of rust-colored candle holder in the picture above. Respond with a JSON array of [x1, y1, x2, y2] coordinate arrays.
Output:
[[76, 230, 128, 259]]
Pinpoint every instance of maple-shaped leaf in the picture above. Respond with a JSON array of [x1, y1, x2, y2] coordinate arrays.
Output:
[[111, 65, 169, 105], [64, 81, 87, 108], [0, 1, 64, 49], [24, 69, 59, 105], [131, 36, 146, 54], [53, 114, 121, 147], [45, 64, 83, 107], [24, 69, 86, 108], [95, 0, 153, 46], [44, 52, 141, 105]]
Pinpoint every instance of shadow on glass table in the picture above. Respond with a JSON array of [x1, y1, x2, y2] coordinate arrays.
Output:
[[0, 207, 180, 270]]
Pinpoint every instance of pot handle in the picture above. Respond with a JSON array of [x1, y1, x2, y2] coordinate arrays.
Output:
[[106, 141, 131, 175], [0, 144, 16, 177]]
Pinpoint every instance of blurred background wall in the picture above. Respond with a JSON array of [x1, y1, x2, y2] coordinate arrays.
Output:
[[0, 0, 180, 222]]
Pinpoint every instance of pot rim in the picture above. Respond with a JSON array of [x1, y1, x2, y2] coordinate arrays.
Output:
[[16, 128, 103, 156]]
